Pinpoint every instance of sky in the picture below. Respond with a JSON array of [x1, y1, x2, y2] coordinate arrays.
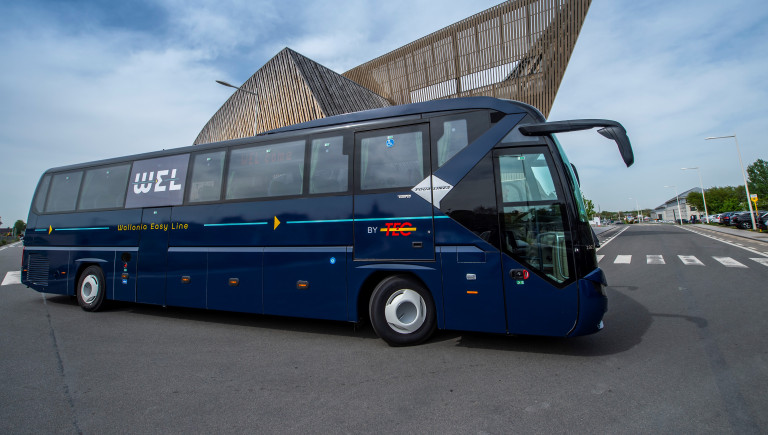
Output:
[[1, 0, 767, 226]]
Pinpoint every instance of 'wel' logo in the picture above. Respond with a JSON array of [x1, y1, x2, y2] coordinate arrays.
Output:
[[125, 154, 189, 208], [133, 169, 183, 194]]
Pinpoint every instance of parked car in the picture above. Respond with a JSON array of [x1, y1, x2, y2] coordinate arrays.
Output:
[[709, 214, 720, 223], [719, 211, 738, 226], [733, 210, 767, 229], [757, 212, 768, 231]]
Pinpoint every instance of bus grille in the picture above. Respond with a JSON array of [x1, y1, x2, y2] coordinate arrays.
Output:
[[27, 255, 49, 287]]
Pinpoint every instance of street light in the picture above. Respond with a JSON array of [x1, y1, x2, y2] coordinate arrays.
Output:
[[664, 185, 684, 225], [705, 135, 757, 230], [681, 167, 709, 223], [629, 197, 641, 223], [216, 80, 259, 97]]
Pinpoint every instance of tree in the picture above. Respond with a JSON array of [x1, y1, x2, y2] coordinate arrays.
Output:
[[583, 196, 596, 219], [686, 192, 704, 212], [747, 159, 768, 208], [703, 186, 745, 213], [13, 220, 26, 237]]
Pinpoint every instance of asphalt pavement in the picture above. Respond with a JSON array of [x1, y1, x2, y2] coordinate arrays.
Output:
[[2, 227, 767, 434]]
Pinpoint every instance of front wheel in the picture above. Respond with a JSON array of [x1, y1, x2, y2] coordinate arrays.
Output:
[[77, 265, 106, 312], [369, 275, 436, 346]]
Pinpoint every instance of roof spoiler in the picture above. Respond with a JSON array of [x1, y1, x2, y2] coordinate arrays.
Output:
[[519, 119, 634, 167]]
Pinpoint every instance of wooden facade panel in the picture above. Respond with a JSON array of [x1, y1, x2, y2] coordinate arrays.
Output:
[[194, 0, 590, 145]]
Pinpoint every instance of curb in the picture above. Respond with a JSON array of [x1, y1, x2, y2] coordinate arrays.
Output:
[[690, 224, 768, 243]]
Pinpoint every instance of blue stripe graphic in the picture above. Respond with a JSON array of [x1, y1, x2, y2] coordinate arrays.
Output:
[[204, 222, 268, 227]]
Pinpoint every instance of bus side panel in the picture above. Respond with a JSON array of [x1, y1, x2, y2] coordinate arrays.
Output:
[[23, 248, 71, 295], [263, 247, 347, 321], [439, 246, 507, 334], [347, 261, 445, 329], [166, 249, 207, 309], [207, 248, 263, 314], [31, 209, 143, 247]]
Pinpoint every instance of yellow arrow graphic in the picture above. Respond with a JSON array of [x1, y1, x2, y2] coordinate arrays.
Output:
[[273, 216, 280, 230], [48, 225, 53, 235]]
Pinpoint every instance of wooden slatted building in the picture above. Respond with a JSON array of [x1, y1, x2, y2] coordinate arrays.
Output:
[[194, 0, 591, 145]]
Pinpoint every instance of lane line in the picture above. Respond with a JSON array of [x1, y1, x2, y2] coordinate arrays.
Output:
[[680, 226, 768, 259], [596, 225, 631, 251], [712, 257, 748, 268], [678, 255, 705, 266]]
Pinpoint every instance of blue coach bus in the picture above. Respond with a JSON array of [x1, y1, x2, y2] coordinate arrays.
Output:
[[22, 97, 633, 345]]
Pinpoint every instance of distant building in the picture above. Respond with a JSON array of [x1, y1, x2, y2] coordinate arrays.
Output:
[[654, 187, 701, 222]]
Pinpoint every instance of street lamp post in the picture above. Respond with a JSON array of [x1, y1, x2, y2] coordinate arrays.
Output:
[[681, 167, 709, 223], [664, 185, 684, 225], [629, 197, 641, 223], [216, 80, 259, 97], [705, 135, 757, 230]]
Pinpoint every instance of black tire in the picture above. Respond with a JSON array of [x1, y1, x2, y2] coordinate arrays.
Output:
[[368, 275, 436, 346], [77, 265, 106, 312]]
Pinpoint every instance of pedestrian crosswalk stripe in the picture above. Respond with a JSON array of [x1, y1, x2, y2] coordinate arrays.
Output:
[[678, 255, 704, 266], [647, 255, 665, 265], [597, 255, 605, 263], [712, 257, 748, 268], [1, 271, 21, 286], [751, 258, 768, 267], [614, 255, 632, 264]]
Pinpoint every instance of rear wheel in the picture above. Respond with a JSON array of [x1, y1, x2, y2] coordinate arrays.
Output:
[[369, 275, 436, 346], [77, 266, 106, 312]]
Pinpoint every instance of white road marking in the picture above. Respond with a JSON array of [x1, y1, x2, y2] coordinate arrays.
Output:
[[678, 255, 705, 266], [596, 225, 631, 251], [680, 226, 768, 259], [1, 271, 21, 286], [597, 255, 605, 263], [647, 255, 665, 265], [614, 255, 632, 264], [751, 258, 768, 267], [712, 257, 748, 268]]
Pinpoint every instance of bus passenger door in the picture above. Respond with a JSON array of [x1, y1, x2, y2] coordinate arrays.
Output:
[[136, 207, 171, 305], [353, 124, 434, 261], [493, 148, 578, 336]]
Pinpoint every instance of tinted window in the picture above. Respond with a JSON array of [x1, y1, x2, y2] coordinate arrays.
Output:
[[309, 136, 348, 194], [189, 151, 225, 203], [33, 175, 51, 213], [431, 111, 490, 168], [226, 140, 305, 200], [496, 151, 569, 283], [78, 164, 131, 210], [358, 125, 427, 191], [45, 171, 83, 213]]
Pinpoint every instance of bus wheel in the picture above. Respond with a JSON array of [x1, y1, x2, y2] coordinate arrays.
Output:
[[77, 266, 106, 312], [369, 276, 436, 346]]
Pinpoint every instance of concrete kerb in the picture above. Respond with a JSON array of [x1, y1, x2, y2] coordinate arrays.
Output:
[[691, 223, 768, 243]]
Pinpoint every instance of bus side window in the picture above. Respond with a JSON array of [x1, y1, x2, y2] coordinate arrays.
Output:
[[359, 126, 427, 191], [226, 140, 305, 200], [78, 164, 131, 210], [188, 151, 225, 203], [33, 175, 51, 213], [309, 136, 347, 194], [45, 171, 83, 213], [431, 111, 491, 168]]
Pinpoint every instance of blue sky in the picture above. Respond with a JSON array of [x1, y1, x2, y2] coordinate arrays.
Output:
[[1, 0, 767, 225]]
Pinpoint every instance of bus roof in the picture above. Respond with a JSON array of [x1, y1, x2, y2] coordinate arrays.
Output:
[[41, 97, 542, 175]]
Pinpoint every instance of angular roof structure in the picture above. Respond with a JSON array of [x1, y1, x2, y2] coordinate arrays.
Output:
[[195, 0, 591, 144], [194, 48, 390, 145]]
